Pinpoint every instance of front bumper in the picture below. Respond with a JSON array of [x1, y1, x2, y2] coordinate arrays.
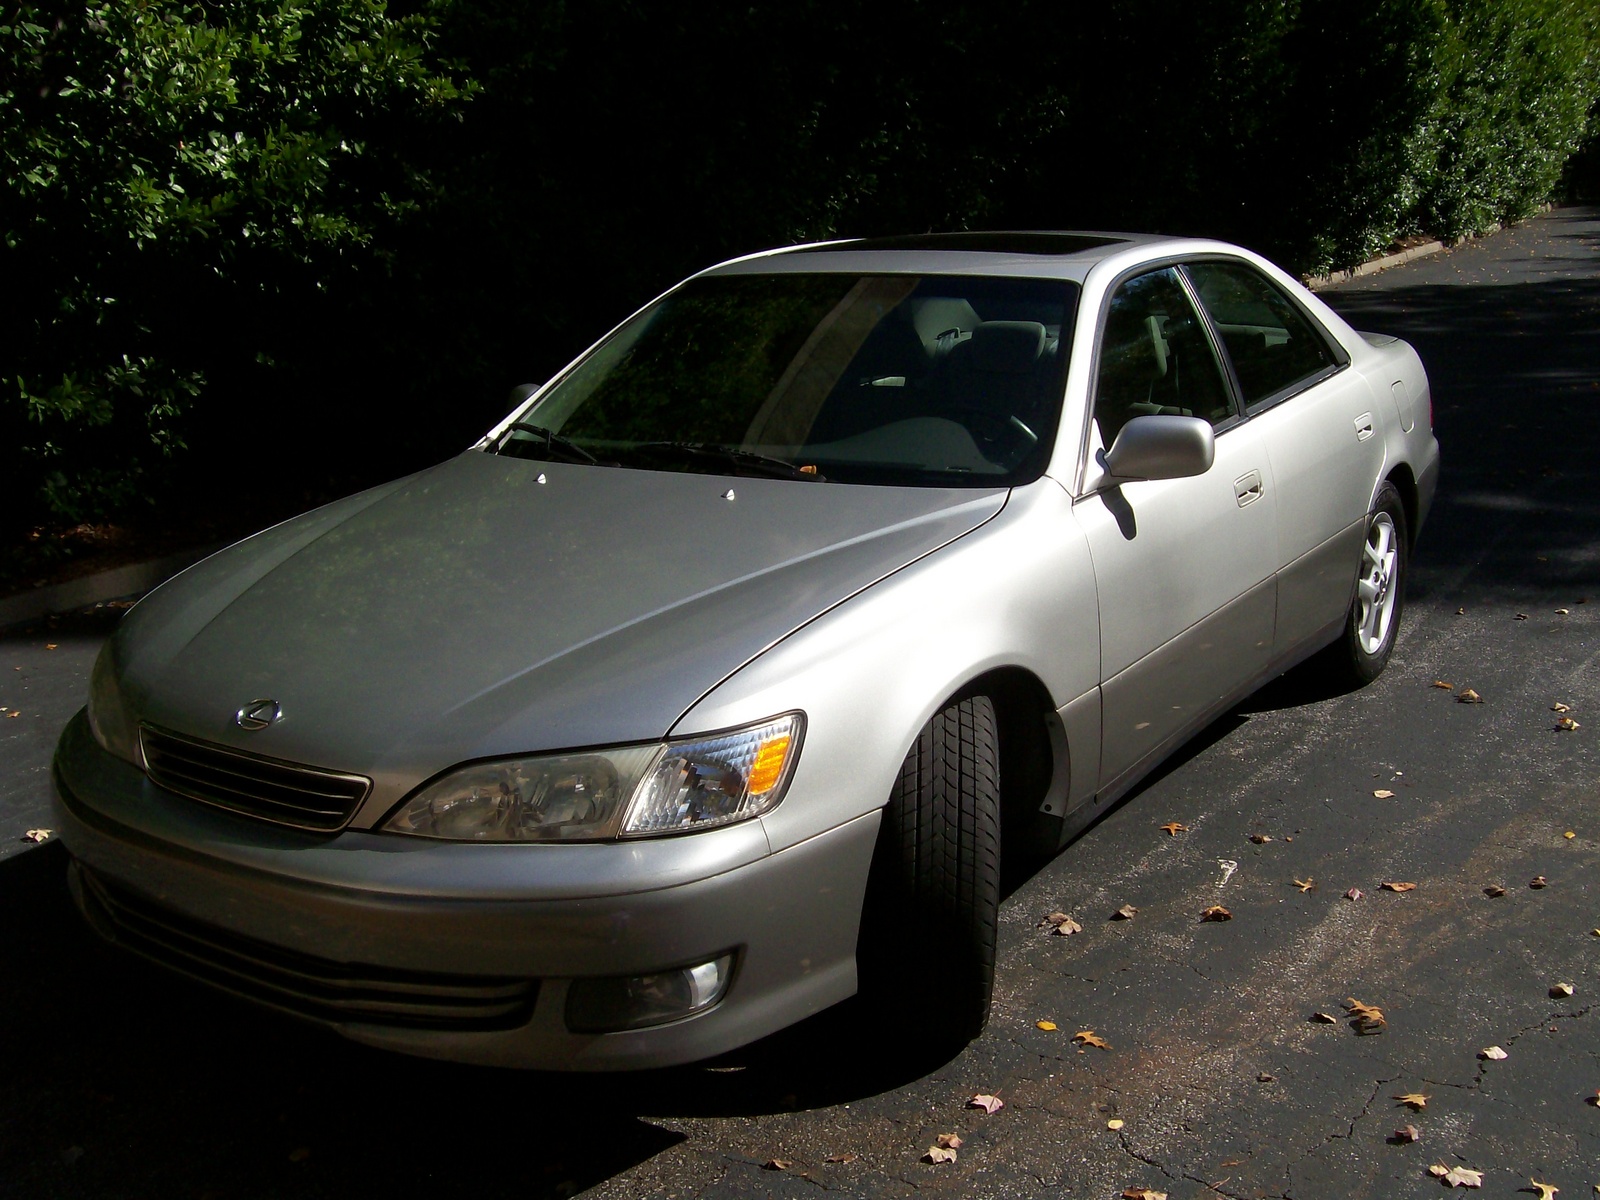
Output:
[[52, 711, 877, 1069]]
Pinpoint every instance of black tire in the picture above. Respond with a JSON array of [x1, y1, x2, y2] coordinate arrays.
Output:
[[857, 695, 1001, 1045], [1326, 481, 1408, 686]]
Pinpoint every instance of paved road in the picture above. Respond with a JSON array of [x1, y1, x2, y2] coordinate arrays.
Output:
[[3, 209, 1599, 1200]]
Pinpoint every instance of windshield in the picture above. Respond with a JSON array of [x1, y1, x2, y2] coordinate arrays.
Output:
[[495, 273, 1079, 487]]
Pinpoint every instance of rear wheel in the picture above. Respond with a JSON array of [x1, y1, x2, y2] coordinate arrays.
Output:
[[857, 695, 1000, 1045], [1328, 482, 1408, 686]]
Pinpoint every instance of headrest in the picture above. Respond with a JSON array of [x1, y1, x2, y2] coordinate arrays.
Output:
[[910, 297, 983, 346], [963, 321, 1047, 373]]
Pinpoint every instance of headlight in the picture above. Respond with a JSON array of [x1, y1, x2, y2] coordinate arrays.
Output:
[[87, 641, 140, 764], [382, 713, 802, 842]]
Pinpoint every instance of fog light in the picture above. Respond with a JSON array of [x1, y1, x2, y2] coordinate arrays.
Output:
[[565, 954, 734, 1033]]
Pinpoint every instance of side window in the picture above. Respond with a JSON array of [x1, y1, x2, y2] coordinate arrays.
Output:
[[1183, 261, 1338, 410], [1093, 268, 1234, 449]]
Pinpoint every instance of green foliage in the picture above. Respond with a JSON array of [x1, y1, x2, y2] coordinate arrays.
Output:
[[0, 0, 468, 535]]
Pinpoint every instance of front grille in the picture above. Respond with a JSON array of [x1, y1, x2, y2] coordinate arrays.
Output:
[[75, 865, 539, 1031], [140, 724, 370, 832]]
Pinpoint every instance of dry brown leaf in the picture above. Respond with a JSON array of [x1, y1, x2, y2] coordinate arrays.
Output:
[[1160, 821, 1188, 836], [1294, 878, 1317, 893], [21, 829, 53, 844], [1458, 688, 1484, 704], [1106, 1118, 1125, 1130], [1484, 884, 1507, 898], [1530, 875, 1549, 889], [1394, 1093, 1429, 1110], [1431, 680, 1455, 689], [1310, 1012, 1338, 1023], [967, 1094, 1004, 1114], [1553, 702, 1573, 713], [823, 1152, 857, 1164], [1551, 982, 1575, 998], [923, 1146, 956, 1164], [1072, 1030, 1111, 1049], [763, 1159, 793, 1171], [1346, 997, 1387, 1033], [1374, 788, 1397, 798], [935, 1133, 962, 1150], [1564, 831, 1577, 839], [44, 643, 56, 650], [1557, 717, 1581, 731], [1249, 833, 1274, 844], [1121, 1190, 1168, 1200], [1381, 881, 1418, 892], [1345, 887, 1364, 900], [1456, 606, 1466, 615], [1052, 916, 1083, 936], [1442, 1166, 1483, 1188], [1556, 608, 1571, 615], [1431, 1165, 1450, 1178], [1588, 1090, 1600, 1107], [1035, 1020, 1057, 1031], [1038, 910, 1070, 928], [1515, 613, 1530, 621], [1394, 1124, 1421, 1143], [1257, 1072, 1275, 1082], [1112, 904, 1138, 920], [4, 710, 20, 718], [1528, 1181, 1559, 1200], [1200, 905, 1233, 922], [1479, 1045, 1507, 1060]]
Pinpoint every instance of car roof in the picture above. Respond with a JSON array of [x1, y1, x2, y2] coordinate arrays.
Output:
[[699, 230, 1216, 283]]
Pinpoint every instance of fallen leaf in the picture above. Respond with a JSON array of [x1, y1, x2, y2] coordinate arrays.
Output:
[[1112, 904, 1138, 920], [1556, 608, 1571, 616], [1565, 831, 1577, 839], [1553, 702, 1573, 713], [1557, 717, 1581, 731], [1456, 606, 1466, 615], [21, 829, 53, 844], [763, 1159, 793, 1171], [1294, 878, 1317, 893], [1394, 1124, 1421, 1142], [1257, 1072, 1275, 1082], [1052, 917, 1083, 936], [1374, 788, 1397, 798], [823, 1152, 857, 1164], [967, 1094, 1004, 1114], [1345, 887, 1364, 901], [1515, 613, 1530, 621], [1479, 1045, 1507, 1060], [1035, 1020, 1057, 1031], [1431, 1165, 1450, 1178], [4, 710, 19, 718], [923, 1145, 957, 1164], [1310, 1012, 1338, 1024], [1072, 1030, 1112, 1049], [1249, 833, 1274, 844], [1107, 1118, 1125, 1130], [1431, 680, 1455, 689], [1160, 822, 1188, 836], [1530, 875, 1549, 889], [1381, 881, 1418, 892], [935, 1133, 962, 1150], [1395, 1093, 1429, 1110], [1588, 1090, 1600, 1107], [1038, 911, 1070, 928], [1552, 983, 1575, 998], [1346, 997, 1387, 1033], [1528, 1181, 1559, 1200], [1484, 884, 1507, 898], [1457, 688, 1484, 704], [1443, 1166, 1483, 1187], [1121, 1189, 1168, 1200], [1199, 905, 1232, 922]]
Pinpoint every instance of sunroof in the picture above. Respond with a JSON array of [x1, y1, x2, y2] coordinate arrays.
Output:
[[784, 232, 1127, 256]]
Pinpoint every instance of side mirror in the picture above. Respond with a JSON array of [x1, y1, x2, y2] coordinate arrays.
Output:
[[508, 382, 543, 411], [1101, 414, 1215, 482]]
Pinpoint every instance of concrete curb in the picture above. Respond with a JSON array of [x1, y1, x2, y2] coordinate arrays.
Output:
[[0, 545, 221, 633], [1305, 237, 1452, 290]]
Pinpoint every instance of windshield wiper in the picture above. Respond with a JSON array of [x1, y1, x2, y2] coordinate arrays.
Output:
[[628, 442, 827, 482], [495, 421, 601, 466]]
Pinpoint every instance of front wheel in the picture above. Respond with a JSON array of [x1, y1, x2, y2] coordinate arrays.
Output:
[[1328, 482, 1408, 686], [856, 695, 1001, 1046]]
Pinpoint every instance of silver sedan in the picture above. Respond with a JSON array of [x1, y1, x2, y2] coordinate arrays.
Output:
[[53, 231, 1439, 1068]]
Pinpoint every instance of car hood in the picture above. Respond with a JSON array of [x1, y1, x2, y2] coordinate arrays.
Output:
[[115, 451, 1005, 817]]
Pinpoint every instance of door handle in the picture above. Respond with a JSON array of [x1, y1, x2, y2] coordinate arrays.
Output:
[[1234, 470, 1264, 507], [1354, 412, 1374, 441]]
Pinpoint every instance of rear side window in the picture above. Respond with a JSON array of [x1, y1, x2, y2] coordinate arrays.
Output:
[[1183, 261, 1339, 410]]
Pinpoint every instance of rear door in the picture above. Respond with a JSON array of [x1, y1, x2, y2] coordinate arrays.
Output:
[[1183, 259, 1383, 660], [1074, 266, 1278, 790]]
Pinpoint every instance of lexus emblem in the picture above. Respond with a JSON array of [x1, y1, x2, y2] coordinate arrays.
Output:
[[235, 698, 282, 731]]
